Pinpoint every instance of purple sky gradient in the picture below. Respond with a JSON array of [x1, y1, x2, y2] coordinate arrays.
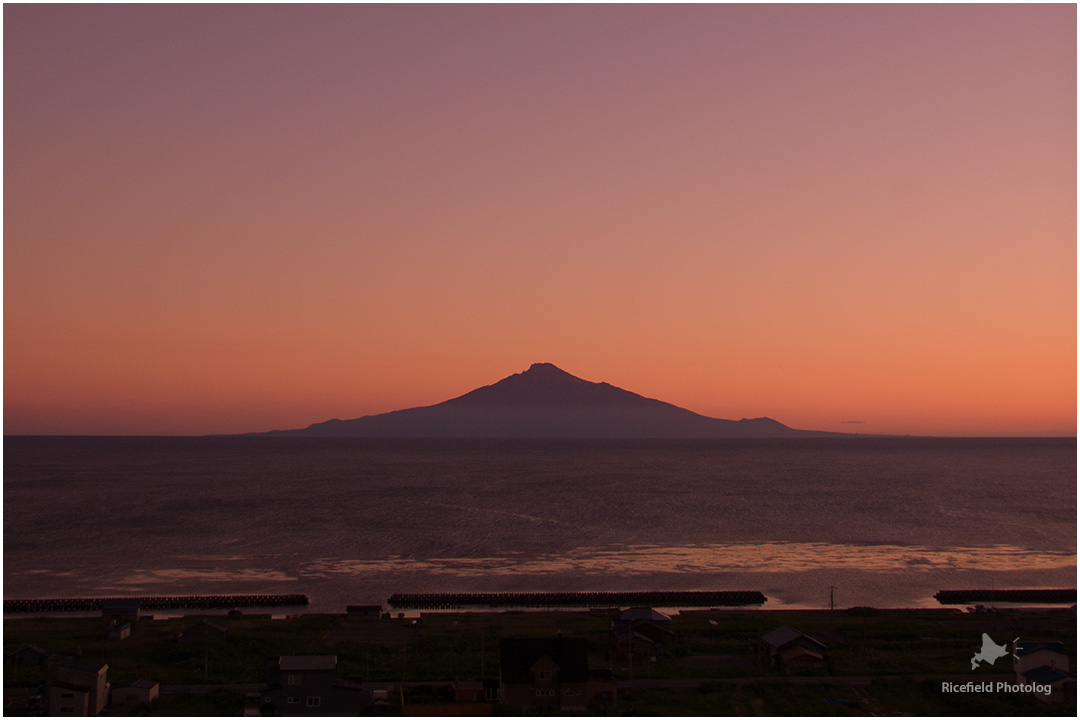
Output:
[[5, 4, 1075, 435]]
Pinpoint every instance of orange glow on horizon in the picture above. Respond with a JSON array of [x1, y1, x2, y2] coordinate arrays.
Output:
[[4, 4, 1076, 437]]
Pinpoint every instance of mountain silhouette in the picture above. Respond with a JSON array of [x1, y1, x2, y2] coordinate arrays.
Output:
[[263, 363, 840, 438]]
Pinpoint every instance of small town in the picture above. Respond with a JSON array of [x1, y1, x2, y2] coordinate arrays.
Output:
[[3, 595, 1075, 716]]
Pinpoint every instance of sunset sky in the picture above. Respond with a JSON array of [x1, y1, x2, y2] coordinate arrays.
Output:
[[4, 4, 1076, 437]]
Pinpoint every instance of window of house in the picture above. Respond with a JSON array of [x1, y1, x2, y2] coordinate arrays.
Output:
[[535, 689, 555, 697], [60, 709, 73, 714], [538, 670, 552, 680], [287, 697, 300, 704], [307, 696, 321, 707], [60, 692, 74, 699], [288, 674, 301, 685]]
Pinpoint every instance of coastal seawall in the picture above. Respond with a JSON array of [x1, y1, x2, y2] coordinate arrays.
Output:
[[4, 594, 309, 614]]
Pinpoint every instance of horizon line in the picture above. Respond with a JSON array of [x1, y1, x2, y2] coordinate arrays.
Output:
[[4, 433, 1075, 440]]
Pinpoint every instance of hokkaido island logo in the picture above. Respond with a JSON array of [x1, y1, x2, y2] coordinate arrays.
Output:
[[970, 633, 1015, 670]]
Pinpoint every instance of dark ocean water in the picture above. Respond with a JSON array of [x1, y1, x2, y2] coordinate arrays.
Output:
[[3, 436, 1075, 612]]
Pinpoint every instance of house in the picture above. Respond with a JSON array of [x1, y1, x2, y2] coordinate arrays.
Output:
[[1019, 666, 1075, 703], [11, 644, 49, 667], [1015, 640, 1075, 703], [1014, 641, 1070, 677], [263, 655, 371, 716], [107, 623, 131, 641], [615, 607, 671, 633], [48, 682, 93, 716], [111, 679, 159, 706], [45, 655, 109, 716], [760, 626, 829, 674], [611, 608, 676, 662], [498, 637, 615, 712], [176, 618, 227, 644]]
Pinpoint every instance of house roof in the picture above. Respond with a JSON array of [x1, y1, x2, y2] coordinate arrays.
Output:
[[762, 626, 802, 648], [762, 626, 827, 653], [279, 655, 338, 672], [1021, 666, 1074, 684], [618, 607, 671, 623], [1016, 641, 1067, 657], [498, 638, 590, 684], [779, 644, 825, 662]]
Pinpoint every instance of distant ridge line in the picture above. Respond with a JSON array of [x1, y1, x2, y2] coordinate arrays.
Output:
[[261, 362, 846, 438]]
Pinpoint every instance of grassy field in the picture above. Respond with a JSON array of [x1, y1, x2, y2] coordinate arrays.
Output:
[[4, 606, 1075, 715]]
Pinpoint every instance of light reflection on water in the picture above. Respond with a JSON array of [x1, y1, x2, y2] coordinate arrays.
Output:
[[301, 542, 1076, 578], [7, 540, 1075, 612], [19, 541, 1072, 590]]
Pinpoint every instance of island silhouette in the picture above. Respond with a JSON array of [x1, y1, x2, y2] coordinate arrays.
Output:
[[261, 363, 844, 438]]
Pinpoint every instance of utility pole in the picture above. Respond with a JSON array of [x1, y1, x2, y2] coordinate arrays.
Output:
[[828, 586, 838, 611]]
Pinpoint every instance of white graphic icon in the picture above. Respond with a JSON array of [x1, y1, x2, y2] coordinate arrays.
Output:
[[971, 633, 1009, 670]]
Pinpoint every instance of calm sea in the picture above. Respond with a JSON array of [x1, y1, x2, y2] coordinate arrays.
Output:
[[4, 437, 1075, 612]]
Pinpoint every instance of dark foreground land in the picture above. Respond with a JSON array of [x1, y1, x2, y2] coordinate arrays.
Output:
[[4, 606, 1075, 716]]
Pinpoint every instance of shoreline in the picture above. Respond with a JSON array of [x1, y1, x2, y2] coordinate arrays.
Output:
[[4, 587, 1075, 620], [7, 558, 1075, 614]]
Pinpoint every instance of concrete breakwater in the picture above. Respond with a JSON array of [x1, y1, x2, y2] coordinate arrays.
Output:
[[4, 594, 309, 614], [934, 588, 1076, 605], [388, 590, 767, 610]]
